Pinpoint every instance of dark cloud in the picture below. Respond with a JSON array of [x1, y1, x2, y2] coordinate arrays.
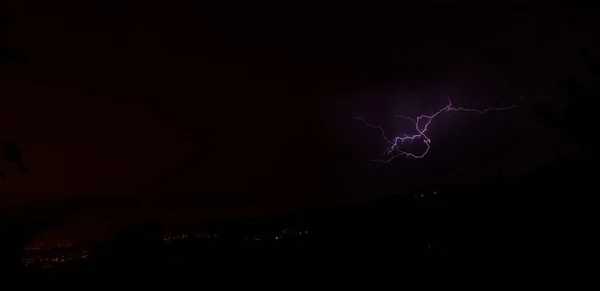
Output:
[[0, 2, 596, 243]]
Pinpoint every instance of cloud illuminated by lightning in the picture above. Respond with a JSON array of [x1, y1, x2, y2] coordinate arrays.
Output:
[[355, 98, 515, 162]]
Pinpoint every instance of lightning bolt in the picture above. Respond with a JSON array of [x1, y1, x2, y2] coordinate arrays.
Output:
[[355, 98, 515, 162]]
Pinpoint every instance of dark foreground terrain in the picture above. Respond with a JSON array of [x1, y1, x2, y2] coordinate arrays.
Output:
[[1, 156, 593, 280]]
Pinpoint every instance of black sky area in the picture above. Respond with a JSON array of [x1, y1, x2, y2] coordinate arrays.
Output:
[[0, 2, 596, 243]]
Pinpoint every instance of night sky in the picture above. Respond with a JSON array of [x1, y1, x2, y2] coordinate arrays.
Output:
[[0, 2, 595, 243]]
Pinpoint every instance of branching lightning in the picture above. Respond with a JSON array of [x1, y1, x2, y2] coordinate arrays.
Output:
[[355, 98, 515, 162]]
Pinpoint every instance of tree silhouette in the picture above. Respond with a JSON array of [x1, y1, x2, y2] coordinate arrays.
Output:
[[3, 142, 28, 173], [0, 142, 28, 179], [0, 142, 36, 272], [0, 12, 33, 271], [0, 11, 25, 64]]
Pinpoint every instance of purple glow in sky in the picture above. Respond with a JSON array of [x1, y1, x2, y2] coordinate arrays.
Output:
[[355, 98, 515, 162]]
